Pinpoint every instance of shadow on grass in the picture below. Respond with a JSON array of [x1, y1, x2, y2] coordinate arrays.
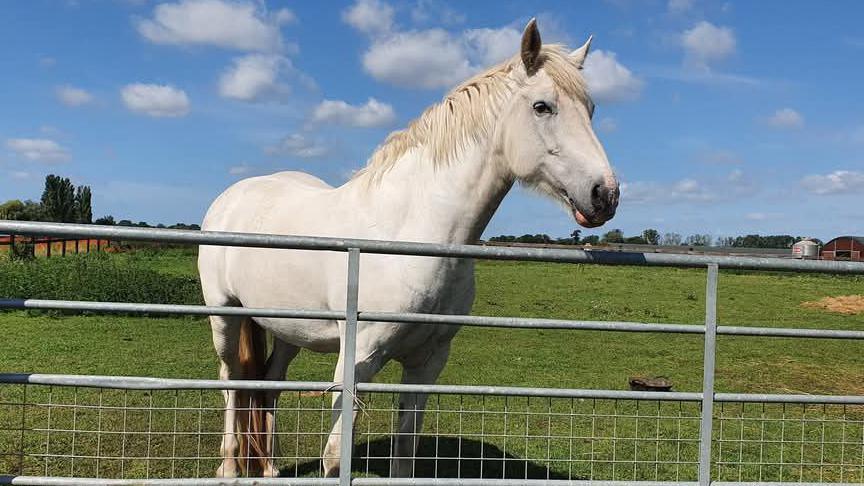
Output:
[[286, 436, 572, 479]]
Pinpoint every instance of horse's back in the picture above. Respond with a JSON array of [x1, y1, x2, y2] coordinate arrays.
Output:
[[202, 171, 332, 233], [198, 171, 335, 305]]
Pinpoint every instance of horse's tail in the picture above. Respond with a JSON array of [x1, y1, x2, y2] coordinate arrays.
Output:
[[236, 317, 269, 476]]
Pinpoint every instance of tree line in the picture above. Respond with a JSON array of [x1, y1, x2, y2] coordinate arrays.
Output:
[[0, 174, 200, 230], [489, 228, 819, 249]]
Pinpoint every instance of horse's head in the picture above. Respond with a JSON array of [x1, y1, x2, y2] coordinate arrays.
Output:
[[499, 19, 619, 228]]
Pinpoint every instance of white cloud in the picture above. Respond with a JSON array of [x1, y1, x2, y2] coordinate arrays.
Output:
[[622, 177, 723, 205], [463, 26, 521, 68], [265, 133, 328, 158], [9, 170, 31, 180], [801, 170, 864, 195], [745, 212, 773, 221], [55, 85, 93, 106], [39, 56, 56, 67], [228, 163, 252, 175], [583, 50, 643, 103], [311, 98, 396, 128], [411, 0, 465, 26], [342, 0, 394, 36], [136, 0, 289, 52], [681, 21, 736, 67], [121, 83, 190, 117], [668, 0, 693, 13], [766, 108, 804, 129], [596, 117, 618, 133], [727, 168, 744, 182], [218, 54, 289, 101], [362, 29, 474, 89], [5, 138, 70, 163], [699, 149, 743, 165], [344, 1, 522, 90]]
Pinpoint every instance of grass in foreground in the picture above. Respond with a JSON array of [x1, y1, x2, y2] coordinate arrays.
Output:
[[1, 252, 863, 481]]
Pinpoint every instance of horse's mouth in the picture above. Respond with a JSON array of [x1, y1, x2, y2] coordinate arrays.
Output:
[[561, 191, 606, 228]]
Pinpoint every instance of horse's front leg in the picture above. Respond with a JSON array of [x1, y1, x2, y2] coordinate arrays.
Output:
[[391, 342, 452, 478], [322, 337, 386, 477]]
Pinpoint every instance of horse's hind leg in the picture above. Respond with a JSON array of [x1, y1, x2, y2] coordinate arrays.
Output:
[[391, 342, 451, 477], [261, 338, 301, 477], [211, 314, 244, 478]]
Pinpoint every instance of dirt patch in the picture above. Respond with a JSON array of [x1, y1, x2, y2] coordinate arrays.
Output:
[[801, 295, 864, 315]]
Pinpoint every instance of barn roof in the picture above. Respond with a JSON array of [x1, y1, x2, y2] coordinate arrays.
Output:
[[825, 236, 864, 245]]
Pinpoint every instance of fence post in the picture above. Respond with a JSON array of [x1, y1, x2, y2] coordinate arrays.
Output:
[[340, 248, 360, 486], [61, 239, 66, 257], [698, 263, 719, 486], [46, 238, 51, 258]]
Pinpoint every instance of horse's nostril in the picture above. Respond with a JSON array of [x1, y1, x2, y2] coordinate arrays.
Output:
[[591, 183, 606, 210]]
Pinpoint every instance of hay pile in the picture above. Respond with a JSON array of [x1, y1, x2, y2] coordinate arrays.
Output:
[[801, 295, 864, 315]]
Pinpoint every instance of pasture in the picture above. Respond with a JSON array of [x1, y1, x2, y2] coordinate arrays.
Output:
[[1, 249, 863, 481]]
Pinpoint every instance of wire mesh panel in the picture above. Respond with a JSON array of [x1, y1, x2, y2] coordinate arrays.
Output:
[[0, 384, 334, 480], [713, 402, 864, 483], [5, 384, 864, 484], [354, 393, 702, 482]]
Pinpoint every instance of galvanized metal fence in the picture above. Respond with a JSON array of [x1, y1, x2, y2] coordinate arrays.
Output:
[[1, 221, 864, 486]]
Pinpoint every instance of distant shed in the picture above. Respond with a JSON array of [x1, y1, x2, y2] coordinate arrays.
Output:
[[821, 236, 864, 261]]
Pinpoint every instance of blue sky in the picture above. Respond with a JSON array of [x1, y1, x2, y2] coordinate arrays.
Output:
[[1, 0, 862, 241]]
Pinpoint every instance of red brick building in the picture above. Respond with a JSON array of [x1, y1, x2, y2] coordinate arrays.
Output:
[[821, 236, 864, 261]]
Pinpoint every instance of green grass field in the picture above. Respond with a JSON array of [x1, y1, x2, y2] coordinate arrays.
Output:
[[1, 250, 863, 481]]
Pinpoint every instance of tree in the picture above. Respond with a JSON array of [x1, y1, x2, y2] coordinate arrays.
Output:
[[685, 234, 712, 246], [74, 186, 92, 223], [570, 229, 581, 245], [0, 199, 44, 221], [0, 200, 24, 220], [601, 229, 624, 244], [661, 232, 682, 246], [625, 236, 648, 244], [642, 228, 660, 245], [41, 174, 76, 223], [94, 215, 116, 225], [581, 235, 600, 245]]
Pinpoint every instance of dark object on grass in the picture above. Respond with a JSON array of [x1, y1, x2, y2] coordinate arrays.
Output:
[[629, 376, 673, 392]]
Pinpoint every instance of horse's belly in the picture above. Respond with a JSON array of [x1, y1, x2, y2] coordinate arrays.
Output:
[[255, 317, 341, 353]]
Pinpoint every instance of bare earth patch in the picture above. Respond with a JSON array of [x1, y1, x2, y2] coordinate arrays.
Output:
[[801, 295, 864, 315]]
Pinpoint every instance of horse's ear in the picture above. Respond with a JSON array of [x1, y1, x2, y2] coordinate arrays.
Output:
[[521, 18, 542, 76], [570, 35, 593, 69]]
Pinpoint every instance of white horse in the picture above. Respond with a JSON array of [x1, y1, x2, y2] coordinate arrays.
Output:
[[198, 19, 619, 478]]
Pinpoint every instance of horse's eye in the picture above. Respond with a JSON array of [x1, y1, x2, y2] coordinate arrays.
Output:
[[532, 101, 553, 115]]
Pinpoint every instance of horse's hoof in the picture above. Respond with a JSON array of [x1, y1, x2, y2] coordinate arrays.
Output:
[[216, 463, 238, 478], [263, 464, 280, 477]]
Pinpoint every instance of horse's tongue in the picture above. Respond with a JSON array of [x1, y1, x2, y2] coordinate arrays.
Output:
[[573, 208, 602, 228]]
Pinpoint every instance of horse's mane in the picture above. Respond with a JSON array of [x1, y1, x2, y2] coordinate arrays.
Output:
[[352, 45, 589, 182]]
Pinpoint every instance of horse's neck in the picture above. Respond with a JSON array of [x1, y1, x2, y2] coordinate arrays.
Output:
[[347, 145, 513, 244]]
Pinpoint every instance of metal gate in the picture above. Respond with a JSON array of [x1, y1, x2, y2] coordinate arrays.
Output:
[[1, 221, 864, 486]]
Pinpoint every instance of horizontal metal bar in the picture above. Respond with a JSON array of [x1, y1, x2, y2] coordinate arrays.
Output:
[[8, 299, 864, 341], [0, 477, 338, 486], [0, 298, 344, 321], [715, 392, 864, 404], [713, 484, 864, 486], [356, 382, 702, 401], [6, 373, 863, 405], [359, 311, 705, 333], [3, 221, 864, 274], [353, 480, 698, 486], [0, 373, 338, 392], [717, 325, 864, 339]]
